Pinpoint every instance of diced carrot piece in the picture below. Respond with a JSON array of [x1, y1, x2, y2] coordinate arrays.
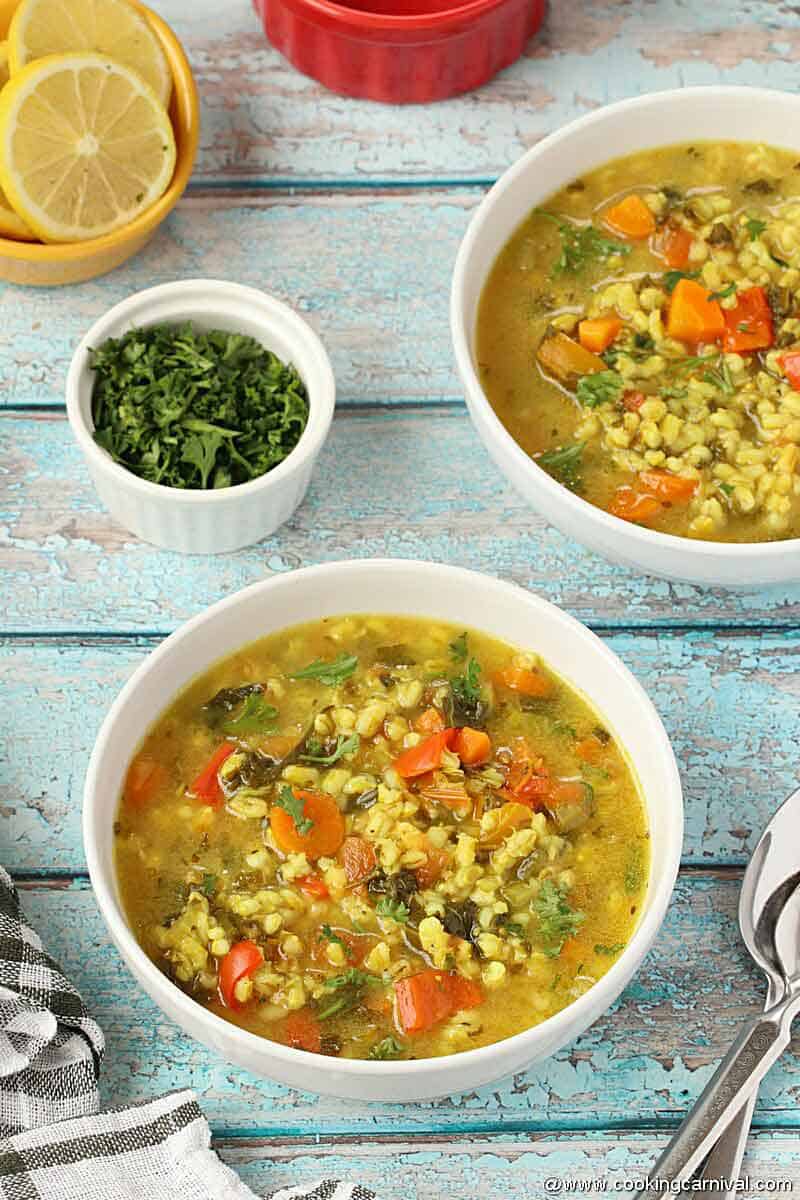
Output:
[[453, 727, 492, 765], [270, 789, 345, 859], [479, 802, 533, 848], [124, 756, 166, 808], [667, 278, 725, 345], [297, 875, 330, 899], [604, 194, 656, 240], [623, 390, 646, 412], [639, 469, 698, 503], [549, 780, 590, 806], [393, 730, 456, 779], [340, 835, 376, 885], [781, 351, 800, 390], [576, 737, 603, 763], [608, 486, 663, 525], [190, 742, 236, 806], [219, 940, 263, 1009], [415, 847, 450, 889], [722, 286, 774, 353], [494, 665, 553, 698], [394, 969, 483, 1036], [282, 1008, 323, 1054], [656, 223, 693, 269], [578, 316, 623, 354], [537, 332, 606, 382], [415, 707, 446, 735]]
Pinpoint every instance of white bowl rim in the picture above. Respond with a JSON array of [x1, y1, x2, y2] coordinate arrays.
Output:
[[451, 84, 800, 563], [65, 279, 336, 506], [84, 557, 684, 1079]]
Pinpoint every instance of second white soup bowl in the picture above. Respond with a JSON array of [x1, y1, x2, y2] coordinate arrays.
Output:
[[451, 87, 800, 588], [84, 560, 683, 1102]]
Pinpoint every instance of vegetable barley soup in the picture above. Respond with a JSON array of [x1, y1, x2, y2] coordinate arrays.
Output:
[[116, 616, 648, 1060], [476, 141, 800, 541]]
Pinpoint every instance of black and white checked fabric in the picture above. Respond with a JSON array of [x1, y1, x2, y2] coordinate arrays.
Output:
[[0, 869, 375, 1200]]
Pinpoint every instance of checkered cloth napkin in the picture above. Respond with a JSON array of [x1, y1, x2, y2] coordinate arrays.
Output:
[[0, 868, 375, 1200]]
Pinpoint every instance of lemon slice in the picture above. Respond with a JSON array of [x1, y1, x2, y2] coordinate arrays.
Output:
[[0, 186, 36, 239], [8, 0, 171, 107], [0, 40, 9, 87], [0, 52, 176, 242]]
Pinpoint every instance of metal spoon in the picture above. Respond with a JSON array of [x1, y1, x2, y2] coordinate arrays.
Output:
[[696, 790, 794, 1193], [650, 785, 800, 1186]]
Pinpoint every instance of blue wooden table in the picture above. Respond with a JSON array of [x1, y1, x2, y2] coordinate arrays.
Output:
[[3, 2, 800, 1194]]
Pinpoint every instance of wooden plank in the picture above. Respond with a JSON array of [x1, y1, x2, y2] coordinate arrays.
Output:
[[17, 874, 790, 1135], [4, 631, 799, 872], [3, 410, 800, 631], [217, 1132, 800, 1199], [0, 190, 477, 409], [164, 0, 800, 185]]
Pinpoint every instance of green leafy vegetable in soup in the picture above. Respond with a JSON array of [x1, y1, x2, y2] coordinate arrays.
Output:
[[90, 323, 309, 490], [115, 615, 648, 1060], [477, 140, 800, 543]]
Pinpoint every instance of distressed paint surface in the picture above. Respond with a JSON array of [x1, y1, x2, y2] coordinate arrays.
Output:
[[16, 874, 795, 1134], [3, 632, 799, 872], [0, 192, 480, 410], [157, 0, 800, 185], [220, 1132, 800, 1199], [4, 412, 800, 631]]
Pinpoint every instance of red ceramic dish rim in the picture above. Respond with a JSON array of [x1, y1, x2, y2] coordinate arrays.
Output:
[[276, 0, 519, 34]]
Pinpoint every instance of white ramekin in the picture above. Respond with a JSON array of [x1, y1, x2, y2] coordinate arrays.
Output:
[[66, 280, 336, 554], [84, 559, 683, 1103], [451, 86, 800, 588]]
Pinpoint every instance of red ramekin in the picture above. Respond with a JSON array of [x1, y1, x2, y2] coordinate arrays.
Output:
[[253, 0, 546, 104]]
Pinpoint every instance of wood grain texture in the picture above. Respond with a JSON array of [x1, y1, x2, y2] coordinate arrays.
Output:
[[218, 1132, 800, 1198], [18, 874, 793, 1135], [160, 0, 800, 185], [0, 191, 477, 409], [3, 411, 800, 631], [3, 632, 799, 872]]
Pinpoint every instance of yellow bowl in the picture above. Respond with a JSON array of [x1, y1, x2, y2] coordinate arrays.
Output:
[[0, 0, 199, 286]]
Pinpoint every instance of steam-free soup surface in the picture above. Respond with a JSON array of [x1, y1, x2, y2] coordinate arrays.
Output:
[[116, 615, 648, 1060], [477, 141, 800, 541]]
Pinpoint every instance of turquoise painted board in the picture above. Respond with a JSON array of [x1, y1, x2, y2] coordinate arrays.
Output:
[[161, 0, 800, 185], [4, 413, 800, 630], [3, 632, 798, 872]]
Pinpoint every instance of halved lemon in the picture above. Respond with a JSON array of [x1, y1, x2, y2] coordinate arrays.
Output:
[[0, 52, 176, 242], [0, 186, 36, 239], [8, 0, 171, 107], [0, 40, 9, 87]]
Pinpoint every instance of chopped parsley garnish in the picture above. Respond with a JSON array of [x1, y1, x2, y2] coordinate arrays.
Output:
[[708, 282, 737, 303], [300, 733, 360, 764], [319, 925, 352, 957], [291, 653, 358, 686], [576, 369, 625, 409], [538, 442, 585, 491], [535, 209, 630, 275], [449, 632, 469, 663], [624, 845, 644, 895], [718, 481, 735, 497], [274, 785, 313, 836], [90, 324, 309, 490], [533, 880, 585, 956], [450, 657, 486, 726], [745, 217, 767, 242], [201, 873, 217, 897], [368, 1035, 405, 1060], [595, 942, 625, 956], [375, 896, 410, 924], [318, 968, 383, 1020], [701, 358, 735, 395], [221, 692, 279, 734], [662, 269, 700, 293]]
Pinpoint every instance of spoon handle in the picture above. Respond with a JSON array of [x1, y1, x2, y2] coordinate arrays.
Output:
[[698, 978, 779, 1194], [650, 993, 800, 1184]]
